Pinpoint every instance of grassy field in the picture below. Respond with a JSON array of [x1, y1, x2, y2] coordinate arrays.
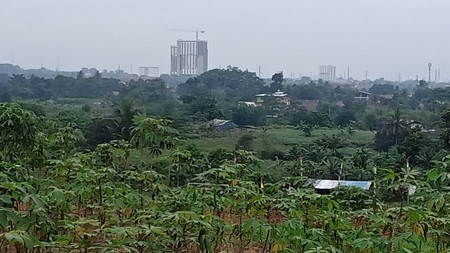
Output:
[[190, 125, 375, 155]]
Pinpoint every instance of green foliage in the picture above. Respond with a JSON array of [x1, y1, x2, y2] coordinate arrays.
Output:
[[362, 112, 381, 131], [113, 100, 138, 140], [121, 78, 174, 105], [335, 110, 356, 126], [131, 114, 178, 155], [85, 118, 117, 147], [0, 102, 448, 252], [299, 122, 314, 137], [369, 83, 396, 95], [291, 110, 332, 127], [270, 71, 284, 92], [81, 103, 91, 113], [375, 108, 410, 151], [5, 74, 125, 100], [232, 106, 266, 126], [177, 67, 264, 102], [441, 109, 450, 150], [0, 103, 39, 161], [398, 128, 434, 161], [236, 134, 254, 150], [315, 134, 348, 150], [259, 148, 285, 160], [331, 186, 371, 210], [192, 96, 223, 121]]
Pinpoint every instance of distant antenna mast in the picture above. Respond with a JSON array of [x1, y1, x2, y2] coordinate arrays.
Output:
[[428, 63, 432, 83], [258, 65, 261, 77]]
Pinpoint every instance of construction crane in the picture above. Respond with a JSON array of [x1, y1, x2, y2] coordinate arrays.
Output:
[[166, 29, 206, 40]]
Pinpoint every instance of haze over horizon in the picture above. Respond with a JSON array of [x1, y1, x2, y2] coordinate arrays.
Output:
[[1, 0, 449, 81]]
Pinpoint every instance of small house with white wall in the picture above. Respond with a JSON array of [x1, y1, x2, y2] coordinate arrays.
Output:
[[354, 91, 371, 101]]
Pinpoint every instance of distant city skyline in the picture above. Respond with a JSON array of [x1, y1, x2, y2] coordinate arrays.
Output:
[[1, 0, 450, 81]]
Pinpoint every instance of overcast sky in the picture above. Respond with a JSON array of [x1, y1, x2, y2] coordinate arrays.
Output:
[[1, 0, 450, 80]]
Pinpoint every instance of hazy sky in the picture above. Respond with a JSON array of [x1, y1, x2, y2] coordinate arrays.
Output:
[[1, 0, 450, 80]]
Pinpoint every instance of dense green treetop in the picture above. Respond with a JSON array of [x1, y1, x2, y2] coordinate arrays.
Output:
[[177, 67, 265, 102]]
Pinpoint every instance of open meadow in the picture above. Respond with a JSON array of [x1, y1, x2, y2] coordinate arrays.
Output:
[[190, 125, 375, 155]]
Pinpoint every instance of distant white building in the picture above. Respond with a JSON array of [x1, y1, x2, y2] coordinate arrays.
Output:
[[273, 90, 288, 97], [319, 65, 336, 81], [139, 67, 159, 77], [255, 90, 290, 105], [354, 91, 371, 101], [238, 101, 257, 107]]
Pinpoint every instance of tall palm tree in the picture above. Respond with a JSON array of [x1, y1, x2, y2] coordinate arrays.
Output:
[[381, 108, 410, 145], [114, 100, 137, 140]]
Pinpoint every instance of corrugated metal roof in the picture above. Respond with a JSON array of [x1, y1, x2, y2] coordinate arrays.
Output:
[[314, 180, 339, 189], [338, 181, 372, 190], [210, 119, 229, 126], [314, 180, 372, 190]]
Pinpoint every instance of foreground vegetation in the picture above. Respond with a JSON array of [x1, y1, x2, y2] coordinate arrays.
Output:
[[2, 67, 450, 252], [1, 101, 450, 253]]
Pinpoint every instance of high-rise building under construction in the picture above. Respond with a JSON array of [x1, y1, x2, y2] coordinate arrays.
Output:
[[170, 40, 208, 75]]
